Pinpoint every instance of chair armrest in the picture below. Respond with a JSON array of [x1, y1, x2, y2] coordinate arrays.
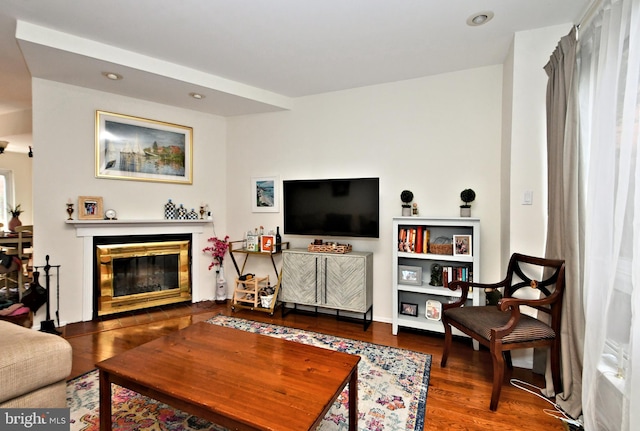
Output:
[[498, 293, 559, 316], [442, 280, 508, 310], [442, 281, 470, 309]]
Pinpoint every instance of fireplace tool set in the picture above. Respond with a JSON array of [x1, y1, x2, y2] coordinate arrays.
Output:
[[33, 255, 61, 334]]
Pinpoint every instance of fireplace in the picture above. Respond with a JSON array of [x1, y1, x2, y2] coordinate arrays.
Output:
[[69, 219, 209, 322], [94, 234, 192, 317]]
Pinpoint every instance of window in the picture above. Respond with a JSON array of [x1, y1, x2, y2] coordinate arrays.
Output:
[[0, 169, 15, 228]]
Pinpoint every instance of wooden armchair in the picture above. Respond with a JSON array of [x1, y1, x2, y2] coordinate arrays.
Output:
[[440, 253, 566, 411]]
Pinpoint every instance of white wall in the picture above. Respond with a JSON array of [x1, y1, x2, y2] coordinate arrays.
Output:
[[504, 23, 574, 368], [31, 79, 227, 325], [508, 24, 573, 257], [226, 66, 504, 323]]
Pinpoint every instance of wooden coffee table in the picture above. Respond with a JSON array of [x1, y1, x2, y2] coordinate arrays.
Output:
[[96, 321, 360, 430]]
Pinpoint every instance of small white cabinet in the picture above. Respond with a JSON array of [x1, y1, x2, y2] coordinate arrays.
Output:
[[282, 249, 373, 329], [392, 217, 481, 343]]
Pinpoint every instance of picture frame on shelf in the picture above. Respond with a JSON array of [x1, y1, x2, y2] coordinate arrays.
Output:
[[260, 235, 275, 253], [398, 265, 422, 286], [95, 110, 193, 184], [400, 302, 418, 317], [453, 234, 472, 257], [425, 300, 442, 321], [251, 176, 279, 213], [78, 196, 104, 220]]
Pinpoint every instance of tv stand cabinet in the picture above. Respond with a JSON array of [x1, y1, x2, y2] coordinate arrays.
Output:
[[281, 249, 373, 330]]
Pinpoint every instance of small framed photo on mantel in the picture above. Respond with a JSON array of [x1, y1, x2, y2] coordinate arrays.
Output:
[[78, 196, 104, 220]]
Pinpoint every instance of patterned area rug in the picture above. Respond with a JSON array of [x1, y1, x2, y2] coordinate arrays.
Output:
[[67, 315, 431, 430]]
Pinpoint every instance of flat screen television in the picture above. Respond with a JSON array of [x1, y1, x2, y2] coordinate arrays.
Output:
[[283, 177, 380, 238]]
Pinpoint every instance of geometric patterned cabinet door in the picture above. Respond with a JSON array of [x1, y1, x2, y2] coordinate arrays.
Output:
[[282, 249, 373, 320]]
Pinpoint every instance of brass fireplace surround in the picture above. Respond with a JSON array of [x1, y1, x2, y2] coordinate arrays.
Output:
[[96, 240, 191, 316]]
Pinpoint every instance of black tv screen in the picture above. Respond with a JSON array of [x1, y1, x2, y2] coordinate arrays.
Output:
[[283, 177, 380, 238]]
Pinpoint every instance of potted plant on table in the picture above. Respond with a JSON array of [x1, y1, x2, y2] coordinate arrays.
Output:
[[7, 204, 23, 232], [459, 189, 476, 217]]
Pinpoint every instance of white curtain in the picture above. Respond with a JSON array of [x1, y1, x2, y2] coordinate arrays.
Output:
[[579, 0, 640, 429]]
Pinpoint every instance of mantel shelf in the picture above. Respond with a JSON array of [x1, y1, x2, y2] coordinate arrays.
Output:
[[65, 219, 212, 227]]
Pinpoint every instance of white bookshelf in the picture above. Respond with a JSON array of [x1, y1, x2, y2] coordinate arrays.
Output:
[[391, 217, 481, 343]]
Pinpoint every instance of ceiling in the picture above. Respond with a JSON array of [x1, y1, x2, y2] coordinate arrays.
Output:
[[0, 0, 589, 153]]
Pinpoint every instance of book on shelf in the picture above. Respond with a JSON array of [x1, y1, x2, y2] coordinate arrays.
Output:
[[416, 226, 423, 254], [423, 229, 429, 253], [398, 227, 430, 254], [398, 227, 416, 252], [441, 265, 473, 292]]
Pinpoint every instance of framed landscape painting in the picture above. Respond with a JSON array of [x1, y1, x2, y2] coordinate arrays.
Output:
[[251, 176, 279, 213], [95, 111, 193, 184]]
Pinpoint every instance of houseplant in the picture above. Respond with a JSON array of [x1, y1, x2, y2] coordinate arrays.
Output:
[[459, 189, 476, 217], [7, 204, 23, 232], [203, 235, 230, 302], [401, 190, 414, 216]]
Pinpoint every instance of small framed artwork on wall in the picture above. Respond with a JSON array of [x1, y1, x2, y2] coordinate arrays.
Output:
[[251, 176, 279, 213], [78, 196, 104, 220]]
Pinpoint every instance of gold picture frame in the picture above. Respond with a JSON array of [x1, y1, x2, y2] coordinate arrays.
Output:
[[78, 196, 104, 220], [95, 111, 193, 184]]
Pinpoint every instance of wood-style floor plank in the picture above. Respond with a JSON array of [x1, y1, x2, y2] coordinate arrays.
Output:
[[63, 301, 566, 431]]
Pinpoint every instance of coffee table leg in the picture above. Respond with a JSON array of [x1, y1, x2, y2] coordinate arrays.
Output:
[[99, 370, 112, 430], [348, 368, 358, 431]]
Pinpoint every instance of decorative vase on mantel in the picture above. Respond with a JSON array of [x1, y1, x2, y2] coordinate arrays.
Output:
[[8, 216, 21, 232]]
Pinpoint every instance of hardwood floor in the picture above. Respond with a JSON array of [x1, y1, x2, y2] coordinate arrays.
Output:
[[63, 301, 567, 431]]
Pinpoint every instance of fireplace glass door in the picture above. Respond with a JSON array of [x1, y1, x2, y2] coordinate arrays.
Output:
[[96, 239, 191, 316]]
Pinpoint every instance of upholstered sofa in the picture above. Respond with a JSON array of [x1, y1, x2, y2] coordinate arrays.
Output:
[[0, 321, 72, 407]]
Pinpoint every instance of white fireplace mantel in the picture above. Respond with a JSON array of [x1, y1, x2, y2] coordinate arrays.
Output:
[[67, 219, 212, 321]]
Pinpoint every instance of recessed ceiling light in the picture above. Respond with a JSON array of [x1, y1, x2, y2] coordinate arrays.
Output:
[[467, 11, 494, 26], [189, 92, 205, 100], [102, 72, 123, 80]]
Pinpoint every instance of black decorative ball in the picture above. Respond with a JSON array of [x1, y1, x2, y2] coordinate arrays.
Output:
[[400, 190, 414, 204], [460, 189, 476, 204]]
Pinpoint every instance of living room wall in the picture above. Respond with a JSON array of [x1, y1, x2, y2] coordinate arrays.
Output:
[[31, 79, 227, 325], [225, 65, 504, 323], [27, 24, 568, 331]]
